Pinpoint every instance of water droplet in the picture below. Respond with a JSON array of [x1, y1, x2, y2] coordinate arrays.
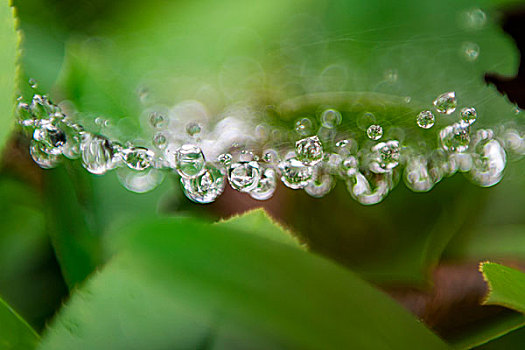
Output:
[[262, 149, 279, 164], [218, 153, 233, 166], [357, 112, 376, 131], [186, 121, 201, 136], [462, 42, 480, 62], [433, 92, 457, 115], [404, 156, 434, 192], [439, 123, 470, 152], [16, 102, 33, 123], [30, 95, 55, 119], [463, 8, 487, 31], [181, 164, 225, 204], [175, 144, 206, 178], [367, 124, 383, 140], [250, 167, 277, 200], [305, 167, 334, 198], [122, 147, 155, 171], [80, 133, 116, 175], [460, 107, 477, 126], [278, 157, 314, 189], [320, 109, 342, 129], [153, 133, 167, 149], [228, 161, 261, 192], [295, 117, 313, 136], [341, 155, 359, 177], [417, 110, 435, 129], [469, 130, 506, 187], [369, 140, 400, 173], [33, 120, 66, 155], [335, 139, 358, 156], [30, 140, 60, 169], [61, 123, 82, 159], [295, 136, 323, 166], [149, 111, 167, 129], [347, 171, 391, 205], [117, 167, 165, 193], [29, 78, 37, 89]]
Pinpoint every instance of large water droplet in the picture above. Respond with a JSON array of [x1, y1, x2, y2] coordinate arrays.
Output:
[[295, 136, 323, 166], [250, 167, 277, 200], [417, 110, 435, 129], [175, 144, 206, 178], [433, 92, 457, 115], [30, 140, 60, 169], [305, 167, 334, 198], [80, 133, 116, 175], [181, 164, 225, 204], [347, 171, 391, 205], [439, 123, 470, 152], [460, 107, 477, 126], [278, 157, 313, 189], [321, 109, 342, 129], [228, 161, 261, 192], [369, 140, 400, 173], [33, 119, 66, 155], [367, 124, 383, 140], [469, 130, 506, 187], [122, 147, 155, 171]]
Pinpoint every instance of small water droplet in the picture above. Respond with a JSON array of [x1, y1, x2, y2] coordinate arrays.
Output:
[[433, 92, 457, 115], [122, 147, 155, 171], [30, 95, 55, 119], [295, 117, 313, 136], [366, 124, 383, 140], [404, 156, 434, 192], [369, 140, 400, 173], [29, 78, 37, 89], [149, 111, 167, 129], [153, 133, 167, 149], [218, 153, 233, 166], [228, 161, 261, 192], [175, 144, 206, 178], [320, 109, 342, 129], [262, 149, 279, 164], [439, 123, 470, 152], [384, 69, 398, 83], [305, 167, 334, 198], [416, 110, 435, 129], [278, 157, 314, 189], [460, 107, 477, 126], [462, 42, 480, 62], [181, 164, 225, 204], [357, 112, 376, 130], [186, 121, 201, 136], [250, 167, 277, 201], [463, 8, 487, 31], [295, 136, 323, 166]]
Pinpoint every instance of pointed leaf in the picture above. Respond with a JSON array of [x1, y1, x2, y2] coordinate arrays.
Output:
[[0, 297, 39, 350]]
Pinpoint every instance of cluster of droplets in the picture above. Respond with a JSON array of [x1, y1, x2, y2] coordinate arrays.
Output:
[[17, 86, 515, 205]]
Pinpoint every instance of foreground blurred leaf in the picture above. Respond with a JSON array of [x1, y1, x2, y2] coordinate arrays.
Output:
[[216, 208, 303, 248], [0, 1, 18, 152], [480, 262, 525, 313], [39, 217, 449, 350], [0, 297, 39, 350]]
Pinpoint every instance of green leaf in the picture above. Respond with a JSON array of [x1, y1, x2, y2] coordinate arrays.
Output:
[[0, 1, 19, 152], [0, 296, 39, 350], [215, 208, 303, 248], [39, 217, 450, 350], [480, 262, 525, 313]]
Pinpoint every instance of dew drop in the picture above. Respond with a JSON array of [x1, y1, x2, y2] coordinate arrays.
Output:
[[262, 149, 279, 164], [153, 133, 167, 150], [117, 167, 165, 193], [295, 117, 313, 136], [181, 164, 225, 204], [321, 109, 342, 129], [347, 171, 391, 205], [30, 140, 60, 169], [186, 121, 201, 136], [357, 112, 376, 131], [250, 167, 277, 201], [122, 147, 155, 171], [149, 111, 167, 129], [278, 157, 314, 189], [295, 136, 323, 166], [460, 107, 477, 126], [175, 144, 206, 178], [463, 8, 487, 31], [30, 95, 55, 119], [80, 133, 116, 175], [469, 130, 506, 187], [433, 92, 457, 115], [218, 153, 233, 166], [29, 78, 37, 89], [305, 167, 334, 198], [417, 110, 435, 129], [369, 140, 400, 173], [439, 123, 470, 152], [33, 120, 66, 155], [367, 124, 383, 140], [228, 161, 261, 192], [404, 156, 434, 192], [462, 42, 480, 62]]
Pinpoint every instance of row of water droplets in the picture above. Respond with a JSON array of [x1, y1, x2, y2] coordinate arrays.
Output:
[[16, 85, 516, 205]]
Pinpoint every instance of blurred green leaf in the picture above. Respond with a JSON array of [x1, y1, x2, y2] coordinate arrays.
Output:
[[0, 1, 19, 152], [480, 262, 525, 313], [0, 296, 39, 350], [215, 208, 303, 248], [40, 217, 450, 350]]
